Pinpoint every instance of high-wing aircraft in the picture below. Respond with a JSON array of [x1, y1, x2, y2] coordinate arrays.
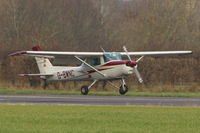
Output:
[[9, 46, 192, 95]]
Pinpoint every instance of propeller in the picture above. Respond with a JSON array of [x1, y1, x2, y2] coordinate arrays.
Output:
[[134, 64, 143, 83], [123, 46, 132, 61], [123, 46, 144, 83]]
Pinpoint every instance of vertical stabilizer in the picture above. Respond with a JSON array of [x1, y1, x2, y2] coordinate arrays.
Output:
[[35, 57, 53, 74], [32, 46, 53, 74]]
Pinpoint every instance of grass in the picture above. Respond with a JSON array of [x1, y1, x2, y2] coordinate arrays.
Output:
[[1, 88, 200, 97], [0, 105, 200, 133]]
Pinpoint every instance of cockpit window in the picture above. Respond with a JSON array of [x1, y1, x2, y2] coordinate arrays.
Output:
[[103, 52, 122, 62], [82, 57, 100, 66]]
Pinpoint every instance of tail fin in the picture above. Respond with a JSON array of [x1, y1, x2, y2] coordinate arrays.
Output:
[[35, 57, 53, 74], [32, 46, 53, 74]]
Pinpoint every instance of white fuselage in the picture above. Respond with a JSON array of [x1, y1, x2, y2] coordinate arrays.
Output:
[[47, 61, 134, 81]]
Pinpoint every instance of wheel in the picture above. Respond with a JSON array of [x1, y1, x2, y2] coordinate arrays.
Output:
[[81, 85, 89, 95], [119, 85, 128, 95]]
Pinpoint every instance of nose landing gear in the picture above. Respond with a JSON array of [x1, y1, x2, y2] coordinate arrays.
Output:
[[119, 78, 128, 95], [106, 78, 129, 95]]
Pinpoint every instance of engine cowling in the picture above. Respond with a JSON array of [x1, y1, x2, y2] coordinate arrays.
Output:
[[126, 61, 137, 67]]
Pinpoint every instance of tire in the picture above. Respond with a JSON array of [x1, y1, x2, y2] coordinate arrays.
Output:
[[119, 85, 128, 95], [81, 85, 89, 95]]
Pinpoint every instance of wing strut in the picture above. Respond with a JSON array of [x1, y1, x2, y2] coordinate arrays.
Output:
[[74, 56, 106, 77]]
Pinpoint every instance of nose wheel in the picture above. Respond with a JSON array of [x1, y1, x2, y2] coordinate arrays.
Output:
[[119, 78, 128, 95], [119, 84, 128, 95]]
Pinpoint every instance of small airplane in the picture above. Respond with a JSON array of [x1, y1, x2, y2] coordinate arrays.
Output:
[[9, 46, 192, 95]]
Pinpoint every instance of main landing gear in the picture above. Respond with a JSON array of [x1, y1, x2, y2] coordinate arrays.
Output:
[[81, 86, 89, 95], [80, 78, 129, 95], [81, 80, 97, 95]]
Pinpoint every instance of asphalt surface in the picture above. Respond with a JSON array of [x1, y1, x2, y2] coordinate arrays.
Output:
[[0, 94, 200, 106]]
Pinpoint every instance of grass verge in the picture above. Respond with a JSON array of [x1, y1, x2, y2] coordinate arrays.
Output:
[[1, 88, 200, 97], [0, 105, 200, 133]]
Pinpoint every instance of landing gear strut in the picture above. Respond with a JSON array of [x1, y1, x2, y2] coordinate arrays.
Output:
[[107, 78, 129, 95]]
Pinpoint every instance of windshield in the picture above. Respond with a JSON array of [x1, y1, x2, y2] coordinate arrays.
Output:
[[103, 52, 122, 62]]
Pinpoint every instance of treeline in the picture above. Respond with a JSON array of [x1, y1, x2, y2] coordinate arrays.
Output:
[[0, 0, 200, 91]]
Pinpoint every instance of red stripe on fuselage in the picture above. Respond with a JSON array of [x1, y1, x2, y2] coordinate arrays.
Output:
[[87, 68, 111, 73], [103, 60, 137, 67], [102, 61, 128, 66]]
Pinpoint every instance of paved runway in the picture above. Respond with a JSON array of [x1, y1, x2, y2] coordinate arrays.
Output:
[[0, 94, 200, 106]]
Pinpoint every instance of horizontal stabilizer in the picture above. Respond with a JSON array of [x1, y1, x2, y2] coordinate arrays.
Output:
[[19, 73, 53, 77]]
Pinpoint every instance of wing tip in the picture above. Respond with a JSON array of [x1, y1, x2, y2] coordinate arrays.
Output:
[[9, 51, 27, 56], [19, 74, 26, 76]]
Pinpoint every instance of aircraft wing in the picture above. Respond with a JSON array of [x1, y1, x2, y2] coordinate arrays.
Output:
[[10, 50, 192, 58], [120, 51, 192, 56]]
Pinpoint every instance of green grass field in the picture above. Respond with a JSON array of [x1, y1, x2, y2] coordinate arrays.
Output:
[[1, 88, 200, 97], [0, 105, 200, 133]]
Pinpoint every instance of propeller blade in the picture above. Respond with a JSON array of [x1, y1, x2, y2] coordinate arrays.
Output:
[[134, 67, 143, 83], [136, 56, 144, 63], [123, 46, 132, 61]]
